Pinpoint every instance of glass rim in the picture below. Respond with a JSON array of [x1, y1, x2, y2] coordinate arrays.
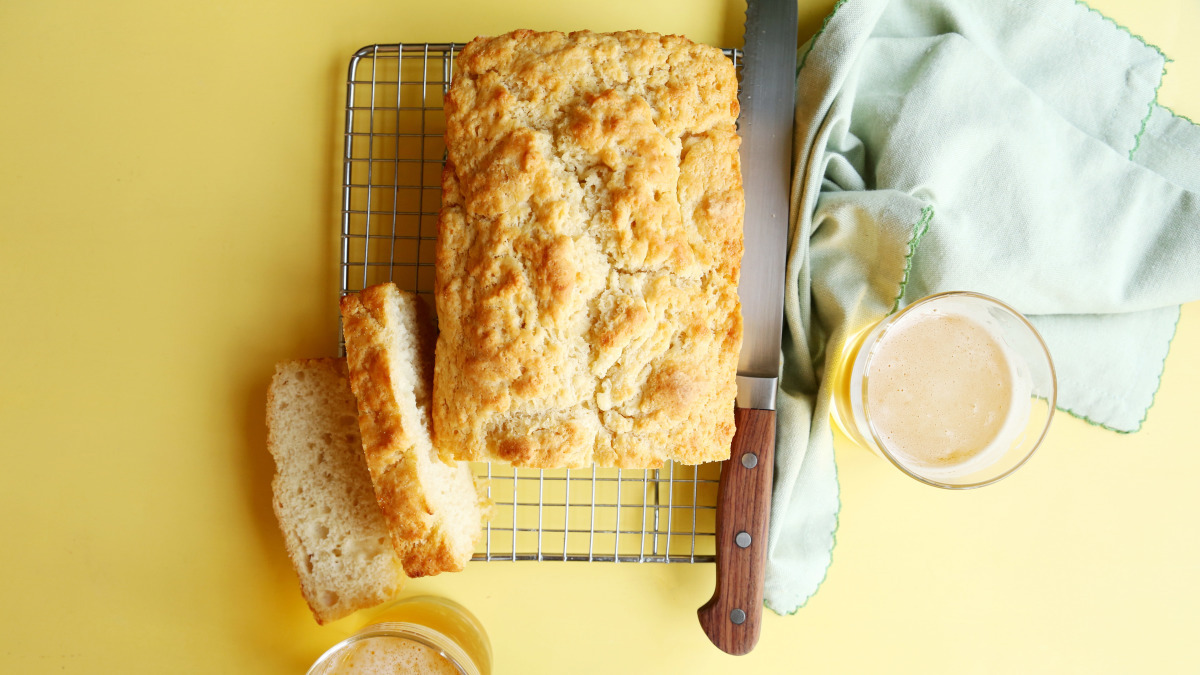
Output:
[[306, 621, 478, 675], [859, 291, 1057, 489]]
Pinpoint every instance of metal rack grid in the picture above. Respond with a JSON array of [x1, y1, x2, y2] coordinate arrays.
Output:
[[339, 43, 739, 563]]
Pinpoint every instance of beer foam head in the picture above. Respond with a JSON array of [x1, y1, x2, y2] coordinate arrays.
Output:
[[863, 301, 1033, 480], [326, 636, 461, 675]]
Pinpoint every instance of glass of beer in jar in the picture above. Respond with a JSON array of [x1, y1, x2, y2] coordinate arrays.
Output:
[[307, 596, 492, 675], [829, 291, 1056, 488]]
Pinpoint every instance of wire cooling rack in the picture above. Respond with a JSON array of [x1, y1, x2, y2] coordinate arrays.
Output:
[[339, 43, 739, 563]]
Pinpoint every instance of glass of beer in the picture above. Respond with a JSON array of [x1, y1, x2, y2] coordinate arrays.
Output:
[[307, 595, 492, 675], [830, 291, 1056, 488]]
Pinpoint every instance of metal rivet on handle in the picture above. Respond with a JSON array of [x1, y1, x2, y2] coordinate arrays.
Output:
[[741, 452, 758, 469], [730, 608, 746, 625], [735, 531, 752, 548]]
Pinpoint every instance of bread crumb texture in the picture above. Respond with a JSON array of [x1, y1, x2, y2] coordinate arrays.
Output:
[[435, 30, 744, 469], [266, 359, 404, 624]]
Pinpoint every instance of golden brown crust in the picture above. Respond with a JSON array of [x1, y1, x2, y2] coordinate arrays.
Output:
[[434, 30, 744, 468], [341, 285, 480, 576]]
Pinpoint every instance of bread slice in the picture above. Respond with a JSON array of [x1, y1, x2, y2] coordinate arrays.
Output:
[[266, 358, 404, 625], [340, 283, 486, 577]]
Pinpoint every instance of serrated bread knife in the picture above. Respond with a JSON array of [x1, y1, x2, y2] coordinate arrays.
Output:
[[696, 0, 797, 656]]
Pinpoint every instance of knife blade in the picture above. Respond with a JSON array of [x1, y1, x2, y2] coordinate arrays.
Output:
[[697, 0, 796, 656], [734, 0, 796, 393]]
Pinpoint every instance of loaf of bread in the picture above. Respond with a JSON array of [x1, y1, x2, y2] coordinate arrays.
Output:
[[340, 283, 487, 576], [266, 358, 404, 625], [434, 30, 744, 469]]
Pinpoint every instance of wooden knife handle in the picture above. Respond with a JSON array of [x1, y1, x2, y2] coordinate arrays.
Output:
[[697, 406, 776, 655]]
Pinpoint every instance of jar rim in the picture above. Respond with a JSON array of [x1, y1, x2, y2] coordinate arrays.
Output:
[[859, 290, 1057, 489]]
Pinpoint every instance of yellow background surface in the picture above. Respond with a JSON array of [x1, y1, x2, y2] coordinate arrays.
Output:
[[1, 0, 1198, 672]]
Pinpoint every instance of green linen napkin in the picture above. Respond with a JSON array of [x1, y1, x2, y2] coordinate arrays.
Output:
[[766, 0, 1200, 615]]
